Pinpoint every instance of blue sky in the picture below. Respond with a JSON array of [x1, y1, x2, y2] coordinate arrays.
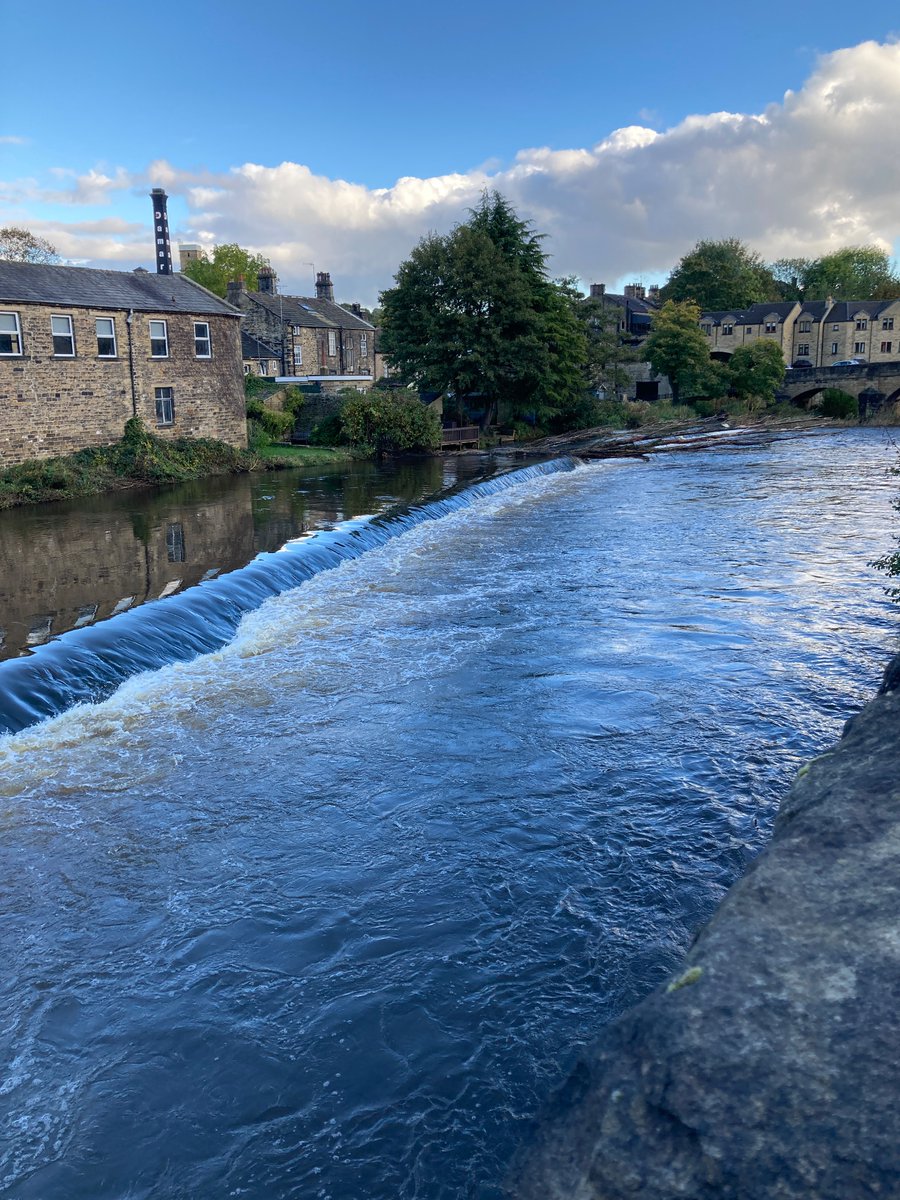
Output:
[[2, 1, 899, 302]]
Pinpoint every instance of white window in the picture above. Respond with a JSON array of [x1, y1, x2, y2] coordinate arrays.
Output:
[[96, 317, 117, 357], [51, 314, 75, 356], [149, 320, 169, 357], [765, 321, 777, 334], [832, 324, 839, 331], [799, 320, 811, 333], [722, 323, 733, 336], [155, 386, 174, 425], [361, 333, 368, 356], [327, 330, 337, 356], [259, 359, 269, 375], [293, 343, 303, 367], [831, 342, 839, 354], [193, 321, 211, 358], [854, 341, 866, 354], [0, 311, 22, 355]]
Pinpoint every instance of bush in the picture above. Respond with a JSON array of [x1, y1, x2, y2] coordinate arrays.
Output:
[[309, 414, 345, 446], [245, 399, 295, 442], [340, 389, 441, 456], [820, 388, 858, 419]]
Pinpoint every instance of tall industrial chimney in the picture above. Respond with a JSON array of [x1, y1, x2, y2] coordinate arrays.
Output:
[[150, 188, 173, 275]]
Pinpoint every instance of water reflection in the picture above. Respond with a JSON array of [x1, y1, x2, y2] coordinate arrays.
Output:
[[0, 457, 482, 661]]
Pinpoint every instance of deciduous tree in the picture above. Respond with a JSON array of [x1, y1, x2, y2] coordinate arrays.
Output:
[[799, 246, 899, 301], [0, 226, 60, 263], [182, 243, 270, 297], [379, 192, 587, 427], [645, 300, 720, 404], [727, 340, 785, 407], [662, 238, 778, 310]]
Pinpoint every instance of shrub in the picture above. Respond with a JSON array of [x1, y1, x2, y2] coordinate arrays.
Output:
[[340, 389, 441, 456], [820, 388, 858, 419], [309, 414, 345, 446], [246, 399, 294, 442]]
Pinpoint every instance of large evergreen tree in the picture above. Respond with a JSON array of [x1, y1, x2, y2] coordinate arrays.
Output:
[[379, 192, 586, 426]]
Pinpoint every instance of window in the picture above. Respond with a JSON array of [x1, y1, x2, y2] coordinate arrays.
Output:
[[51, 315, 75, 356], [745, 327, 753, 335], [0, 312, 22, 355], [799, 320, 811, 333], [856, 318, 867, 330], [293, 342, 303, 368], [797, 343, 810, 356], [292, 325, 302, 335], [881, 341, 893, 354], [344, 334, 353, 354], [96, 317, 117, 357], [854, 341, 866, 354], [722, 323, 733, 336], [701, 324, 711, 335], [259, 359, 269, 375], [166, 522, 185, 562], [193, 321, 211, 358], [361, 333, 368, 356], [155, 386, 174, 425], [765, 321, 777, 334], [327, 330, 337, 356], [831, 342, 839, 355], [883, 318, 895, 330], [832, 324, 840, 331], [149, 320, 169, 357]]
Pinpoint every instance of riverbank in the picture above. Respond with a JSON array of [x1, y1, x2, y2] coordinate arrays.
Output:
[[512, 651, 900, 1198], [0, 422, 352, 510]]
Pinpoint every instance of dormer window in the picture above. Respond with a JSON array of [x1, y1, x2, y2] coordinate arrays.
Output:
[[798, 320, 811, 333], [765, 321, 777, 334], [722, 323, 733, 336], [855, 317, 868, 331]]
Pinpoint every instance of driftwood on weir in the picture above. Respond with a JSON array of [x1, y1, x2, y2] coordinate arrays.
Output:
[[514, 414, 838, 463]]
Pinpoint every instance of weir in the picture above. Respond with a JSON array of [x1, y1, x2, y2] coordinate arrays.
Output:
[[0, 458, 576, 735]]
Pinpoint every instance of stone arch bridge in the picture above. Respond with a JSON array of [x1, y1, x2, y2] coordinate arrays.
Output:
[[778, 361, 900, 418]]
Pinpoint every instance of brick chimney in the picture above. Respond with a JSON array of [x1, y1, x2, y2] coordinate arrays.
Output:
[[150, 188, 173, 275], [315, 271, 334, 302], [257, 265, 277, 295]]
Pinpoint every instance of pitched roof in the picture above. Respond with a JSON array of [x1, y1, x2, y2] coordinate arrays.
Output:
[[247, 291, 375, 331], [795, 301, 832, 322], [0, 261, 240, 316], [241, 331, 280, 359], [737, 302, 799, 325], [826, 300, 889, 322]]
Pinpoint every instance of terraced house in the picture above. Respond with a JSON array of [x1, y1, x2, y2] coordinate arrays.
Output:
[[0, 261, 245, 467], [227, 268, 375, 389], [700, 298, 900, 368]]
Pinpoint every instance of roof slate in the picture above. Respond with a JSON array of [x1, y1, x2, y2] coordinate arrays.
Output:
[[247, 291, 375, 331], [0, 261, 240, 316], [241, 331, 281, 359]]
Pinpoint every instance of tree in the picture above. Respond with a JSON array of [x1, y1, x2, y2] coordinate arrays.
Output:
[[727, 340, 786, 407], [645, 300, 720, 404], [182, 243, 270, 297], [379, 192, 587, 427], [0, 226, 60, 264], [798, 246, 900, 301], [662, 238, 778, 310]]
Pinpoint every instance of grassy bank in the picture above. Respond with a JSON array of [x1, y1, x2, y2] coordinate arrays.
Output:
[[0, 419, 351, 510]]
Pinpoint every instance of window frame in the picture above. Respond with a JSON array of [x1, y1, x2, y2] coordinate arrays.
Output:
[[360, 332, 368, 356], [51, 313, 76, 357], [193, 320, 211, 359], [722, 323, 733, 336], [798, 320, 811, 333], [854, 341, 866, 354], [292, 342, 303, 368], [0, 311, 22, 356], [855, 318, 868, 331], [830, 342, 839, 355], [797, 343, 810, 357], [764, 321, 777, 334], [149, 319, 169, 358], [95, 316, 117, 358], [880, 341, 893, 354], [155, 386, 175, 426], [883, 317, 895, 331], [327, 330, 337, 357]]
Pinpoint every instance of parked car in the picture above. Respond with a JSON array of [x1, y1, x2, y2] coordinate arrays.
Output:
[[790, 359, 812, 368], [832, 358, 864, 367]]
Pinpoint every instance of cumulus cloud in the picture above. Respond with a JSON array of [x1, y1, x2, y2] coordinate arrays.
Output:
[[2, 40, 899, 303], [0, 135, 28, 145]]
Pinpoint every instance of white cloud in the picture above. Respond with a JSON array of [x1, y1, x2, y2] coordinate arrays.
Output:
[[2, 40, 899, 303], [0, 135, 28, 145]]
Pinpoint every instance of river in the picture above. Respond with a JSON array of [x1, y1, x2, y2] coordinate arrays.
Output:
[[0, 428, 897, 1198]]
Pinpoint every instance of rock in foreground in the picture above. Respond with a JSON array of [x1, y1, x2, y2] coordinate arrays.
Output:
[[511, 656, 900, 1199]]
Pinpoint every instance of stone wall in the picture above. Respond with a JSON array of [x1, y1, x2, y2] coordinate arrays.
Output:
[[0, 303, 246, 467], [511, 654, 900, 1198]]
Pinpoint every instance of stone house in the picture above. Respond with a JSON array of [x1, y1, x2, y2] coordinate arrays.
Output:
[[228, 269, 375, 391], [701, 297, 900, 368], [587, 283, 660, 340], [241, 332, 281, 378], [0, 261, 245, 467]]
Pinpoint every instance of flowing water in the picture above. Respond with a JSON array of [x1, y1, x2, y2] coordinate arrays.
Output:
[[0, 428, 897, 1199]]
